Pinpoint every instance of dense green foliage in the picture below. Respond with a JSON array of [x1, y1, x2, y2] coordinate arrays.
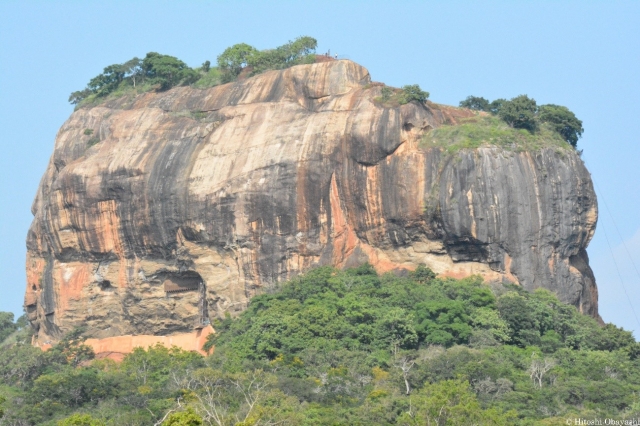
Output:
[[459, 95, 490, 112], [459, 95, 584, 147], [216, 43, 259, 81], [374, 84, 429, 107], [0, 312, 30, 347], [497, 95, 539, 132], [141, 53, 200, 90], [2, 266, 638, 424], [538, 104, 584, 147], [69, 53, 201, 106], [68, 38, 434, 117], [397, 85, 429, 104], [217, 36, 317, 82], [69, 37, 319, 108], [423, 115, 569, 154], [0, 312, 17, 343]]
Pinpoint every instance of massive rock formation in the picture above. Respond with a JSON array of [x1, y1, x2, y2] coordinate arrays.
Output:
[[25, 59, 599, 347]]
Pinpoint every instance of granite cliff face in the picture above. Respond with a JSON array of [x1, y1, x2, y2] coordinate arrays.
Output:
[[26, 60, 599, 346]]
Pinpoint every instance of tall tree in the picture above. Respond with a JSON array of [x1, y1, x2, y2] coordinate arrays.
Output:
[[460, 96, 490, 111], [87, 63, 127, 96], [217, 43, 259, 81], [538, 104, 584, 147], [498, 95, 538, 132], [121, 57, 143, 87], [142, 52, 197, 90]]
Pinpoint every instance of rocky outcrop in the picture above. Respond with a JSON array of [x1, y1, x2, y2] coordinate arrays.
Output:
[[25, 59, 599, 347]]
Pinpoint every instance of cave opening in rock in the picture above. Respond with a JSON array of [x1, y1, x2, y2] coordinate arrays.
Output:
[[163, 271, 202, 293], [162, 271, 210, 328]]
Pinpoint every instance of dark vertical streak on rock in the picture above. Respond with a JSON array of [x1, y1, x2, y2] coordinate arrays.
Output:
[[41, 254, 55, 315], [147, 119, 204, 257]]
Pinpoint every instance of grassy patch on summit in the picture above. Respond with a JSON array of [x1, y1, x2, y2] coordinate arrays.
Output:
[[422, 114, 571, 154]]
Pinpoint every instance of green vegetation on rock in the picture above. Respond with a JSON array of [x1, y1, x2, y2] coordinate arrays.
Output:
[[216, 36, 317, 82], [397, 84, 429, 104], [2, 266, 637, 424], [192, 67, 223, 89], [422, 115, 570, 154], [69, 53, 202, 108], [217, 43, 259, 81], [497, 95, 539, 132], [459, 95, 584, 147], [538, 103, 584, 147], [374, 84, 429, 107], [69, 37, 319, 109], [459, 95, 491, 112]]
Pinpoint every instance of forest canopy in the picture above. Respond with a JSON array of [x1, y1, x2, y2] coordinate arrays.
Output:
[[1, 266, 638, 425]]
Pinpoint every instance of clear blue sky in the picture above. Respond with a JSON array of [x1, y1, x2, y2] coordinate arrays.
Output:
[[1, 1, 639, 336]]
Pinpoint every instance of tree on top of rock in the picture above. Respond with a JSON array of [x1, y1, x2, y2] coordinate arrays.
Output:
[[459, 96, 491, 111], [538, 104, 584, 147], [217, 43, 259, 82], [142, 52, 199, 90], [498, 95, 539, 132]]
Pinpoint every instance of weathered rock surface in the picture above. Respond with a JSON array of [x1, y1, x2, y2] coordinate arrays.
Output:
[[25, 60, 599, 346]]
